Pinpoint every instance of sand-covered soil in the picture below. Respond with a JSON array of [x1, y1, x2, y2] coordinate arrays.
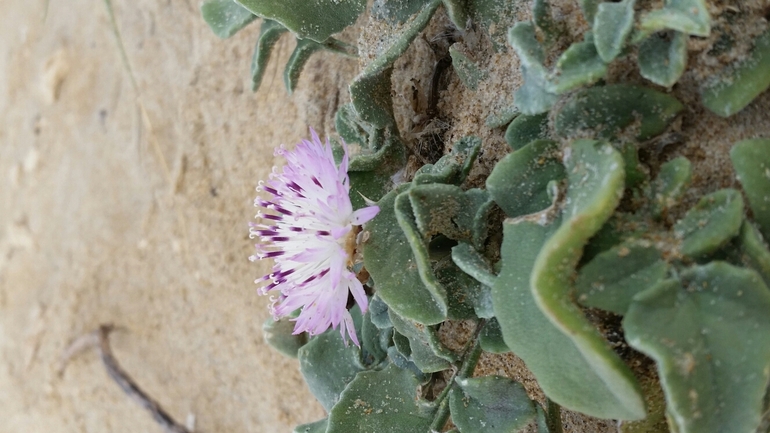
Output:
[[0, 1, 347, 431]]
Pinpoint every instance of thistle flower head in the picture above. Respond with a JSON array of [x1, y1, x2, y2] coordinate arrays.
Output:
[[249, 129, 379, 346]]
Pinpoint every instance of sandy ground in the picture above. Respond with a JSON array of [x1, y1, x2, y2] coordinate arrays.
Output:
[[0, 1, 347, 431]]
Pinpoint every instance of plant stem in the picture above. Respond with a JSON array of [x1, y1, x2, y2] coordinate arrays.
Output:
[[429, 319, 486, 432]]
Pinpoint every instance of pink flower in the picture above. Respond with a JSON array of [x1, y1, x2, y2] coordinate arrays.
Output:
[[249, 129, 379, 346]]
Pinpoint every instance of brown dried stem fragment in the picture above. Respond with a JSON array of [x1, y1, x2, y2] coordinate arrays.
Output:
[[60, 324, 192, 433]]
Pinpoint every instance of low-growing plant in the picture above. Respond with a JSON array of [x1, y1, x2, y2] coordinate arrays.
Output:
[[204, 1, 770, 432]]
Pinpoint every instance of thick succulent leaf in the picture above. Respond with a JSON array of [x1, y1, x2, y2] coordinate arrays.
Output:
[[389, 310, 454, 372], [298, 311, 365, 411], [263, 317, 308, 358], [394, 192, 453, 317], [348, 131, 406, 209], [371, 0, 428, 24], [335, 103, 371, 148], [409, 184, 477, 242], [361, 310, 389, 366], [485, 104, 519, 129], [575, 243, 668, 315], [516, 65, 560, 115], [449, 376, 536, 433], [486, 139, 565, 218], [386, 345, 429, 383], [579, 0, 600, 23], [674, 189, 744, 258], [734, 221, 770, 288], [479, 318, 510, 353], [593, 0, 635, 63], [531, 139, 646, 419], [284, 39, 324, 94], [651, 156, 692, 219], [235, 0, 365, 42], [547, 41, 607, 94], [201, 0, 257, 39], [449, 44, 488, 91], [436, 256, 493, 319], [369, 294, 392, 329], [639, 0, 710, 37], [408, 185, 492, 252], [619, 143, 647, 189], [493, 216, 644, 419], [624, 262, 770, 433], [701, 30, 770, 117], [327, 364, 435, 433], [508, 23, 558, 114], [554, 84, 684, 141], [250, 19, 288, 91], [350, 68, 396, 128], [451, 242, 497, 287], [293, 418, 328, 433], [504, 112, 549, 150], [413, 136, 481, 186], [638, 31, 687, 87], [731, 138, 770, 239], [467, 0, 522, 51], [362, 0, 441, 75], [442, 0, 468, 29], [363, 185, 448, 325]]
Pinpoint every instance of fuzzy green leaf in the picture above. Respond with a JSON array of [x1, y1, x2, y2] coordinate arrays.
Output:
[[486, 139, 565, 218], [363, 186, 448, 325], [504, 112, 549, 150], [442, 0, 468, 29], [201, 0, 257, 39], [371, 0, 427, 24], [593, 0, 635, 63], [449, 376, 536, 433], [579, 0, 600, 23], [361, 310, 388, 366], [350, 68, 396, 128], [639, 0, 710, 37], [479, 318, 510, 353], [493, 215, 645, 419], [531, 139, 646, 419], [485, 104, 519, 129], [731, 138, 770, 239], [263, 317, 307, 358], [389, 310, 454, 372], [363, 0, 442, 75], [451, 242, 497, 288], [674, 189, 744, 258], [413, 136, 481, 186], [449, 44, 488, 91], [624, 262, 770, 433], [547, 41, 607, 94], [335, 103, 370, 148], [235, 0, 365, 43], [250, 19, 288, 91], [554, 84, 684, 141], [298, 312, 364, 411], [575, 243, 668, 315], [701, 30, 770, 117], [735, 221, 770, 288], [327, 364, 435, 433], [284, 39, 324, 94], [651, 156, 692, 218], [638, 31, 688, 87]]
